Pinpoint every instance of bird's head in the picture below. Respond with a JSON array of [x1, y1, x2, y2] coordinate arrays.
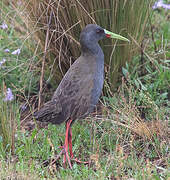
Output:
[[80, 24, 105, 46], [80, 24, 129, 45], [80, 24, 129, 55]]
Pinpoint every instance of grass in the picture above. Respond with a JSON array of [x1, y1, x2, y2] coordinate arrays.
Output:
[[0, 117, 169, 179], [0, 1, 170, 180]]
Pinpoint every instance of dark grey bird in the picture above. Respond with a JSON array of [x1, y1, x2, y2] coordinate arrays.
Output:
[[34, 24, 129, 169]]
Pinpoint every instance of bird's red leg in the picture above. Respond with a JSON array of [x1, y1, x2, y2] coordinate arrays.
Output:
[[51, 120, 72, 169], [56, 119, 88, 168], [67, 120, 89, 165], [63, 120, 72, 169], [63, 119, 72, 169], [68, 125, 73, 158]]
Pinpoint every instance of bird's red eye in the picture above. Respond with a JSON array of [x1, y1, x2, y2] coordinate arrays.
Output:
[[96, 29, 104, 34]]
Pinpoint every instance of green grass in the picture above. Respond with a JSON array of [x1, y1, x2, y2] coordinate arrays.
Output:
[[0, 2, 170, 180], [0, 119, 169, 179]]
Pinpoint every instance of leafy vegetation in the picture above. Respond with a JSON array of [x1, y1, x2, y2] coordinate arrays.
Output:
[[0, 1, 169, 180]]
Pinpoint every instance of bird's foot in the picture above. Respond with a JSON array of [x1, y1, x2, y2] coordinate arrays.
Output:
[[50, 145, 72, 169], [54, 119, 73, 169], [71, 157, 89, 164], [63, 145, 72, 169]]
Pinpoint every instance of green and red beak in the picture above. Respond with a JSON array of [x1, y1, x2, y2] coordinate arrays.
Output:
[[104, 29, 130, 42]]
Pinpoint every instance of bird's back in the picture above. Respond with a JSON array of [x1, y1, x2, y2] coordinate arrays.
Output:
[[34, 54, 104, 124]]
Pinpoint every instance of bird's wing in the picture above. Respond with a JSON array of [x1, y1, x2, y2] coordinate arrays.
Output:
[[35, 55, 97, 124], [52, 56, 96, 122], [34, 97, 63, 123]]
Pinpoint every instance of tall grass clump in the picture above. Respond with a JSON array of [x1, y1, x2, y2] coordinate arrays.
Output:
[[0, 86, 19, 156], [7, 0, 155, 93]]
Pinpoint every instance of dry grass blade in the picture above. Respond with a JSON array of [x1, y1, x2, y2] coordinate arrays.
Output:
[[38, 7, 53, 109]]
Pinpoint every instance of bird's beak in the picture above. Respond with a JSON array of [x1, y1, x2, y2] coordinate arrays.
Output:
[[104, 29, 130, 42]]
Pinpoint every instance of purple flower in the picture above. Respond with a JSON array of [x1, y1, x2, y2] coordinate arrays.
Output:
[[152, 0, 170, 9], [0, 23, 8, 29], [0, 58, 6, 67], [11, 49, 21, 55], [4, 88, 14, 102], [4, 49, 10, 53]]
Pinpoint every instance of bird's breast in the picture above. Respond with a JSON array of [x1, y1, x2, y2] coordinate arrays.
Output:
[[90, 54, 104, 106]]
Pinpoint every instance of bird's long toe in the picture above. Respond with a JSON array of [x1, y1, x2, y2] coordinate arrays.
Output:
[[72, 157, 89, 165], [63, 145, 72, 169]]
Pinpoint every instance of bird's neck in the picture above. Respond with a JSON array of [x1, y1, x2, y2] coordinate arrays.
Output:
[[81, 43, 103, 57]]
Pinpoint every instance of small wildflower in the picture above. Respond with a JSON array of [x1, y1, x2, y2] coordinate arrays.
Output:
[[0, 58, 6, 67], [4, 88, 14, 102], [0, 22, 8, 29], [4, 48, 10, 53], [161, 3, 170, 9], [152, 0, 170, 10], [11, 48, 21, 55]]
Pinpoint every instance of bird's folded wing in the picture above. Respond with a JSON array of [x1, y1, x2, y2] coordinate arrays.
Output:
[[34, 98, 62, 123]]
